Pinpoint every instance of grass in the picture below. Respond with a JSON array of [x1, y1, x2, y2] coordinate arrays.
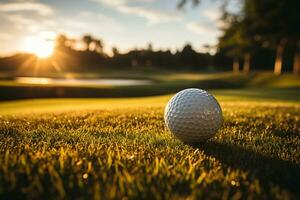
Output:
[[1, 71, 300, 88], [0, 72, 300, 100], [0, 90, 299, 199], [0, 88, 299, 115]]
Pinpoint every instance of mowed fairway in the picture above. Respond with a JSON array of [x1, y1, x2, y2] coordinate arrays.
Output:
[[0, 91, 299, 199]]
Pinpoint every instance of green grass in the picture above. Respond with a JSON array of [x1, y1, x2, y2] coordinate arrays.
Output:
[[0, 89, 299, 115], [0, 90, 299, 199], [1, 72, 300, 88], [1, 72, 299, 100]]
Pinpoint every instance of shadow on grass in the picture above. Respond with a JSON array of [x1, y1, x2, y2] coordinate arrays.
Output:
[[192, 141, 300, 196]]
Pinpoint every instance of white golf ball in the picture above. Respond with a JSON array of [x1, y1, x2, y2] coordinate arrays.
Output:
[[164, 88, 223, 143]]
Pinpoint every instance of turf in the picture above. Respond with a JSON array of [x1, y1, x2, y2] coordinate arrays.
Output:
[[0, 92, 299, 199]]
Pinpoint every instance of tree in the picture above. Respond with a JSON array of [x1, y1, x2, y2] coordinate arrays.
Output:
[[66, 38, 77, 49], [294, 40, 300, 75], [219, 0, 300, 74], [55, 34, 68, 49], [93, 39, 103, 54], [82, 35, 93, 51], [179, 44, 199, 69], [180, 0, 300, 75], [243, 0, 300, 75], [218, 11, 261, 74], [202, 44, 214, 54], [112, 47, 119, 57], [180, 0, 251, 73], [147, 43, 153, 52], [218, 17, 245, 74]]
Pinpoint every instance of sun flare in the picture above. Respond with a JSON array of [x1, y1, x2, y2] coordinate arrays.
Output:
[[24, 34, 54, 58]]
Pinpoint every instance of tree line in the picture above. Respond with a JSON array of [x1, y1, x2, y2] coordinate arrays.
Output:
[[180, 0, 300, 75], [55, 34, 215, 71], [0, 34, 216, 73], [0, 0, 299, 74]]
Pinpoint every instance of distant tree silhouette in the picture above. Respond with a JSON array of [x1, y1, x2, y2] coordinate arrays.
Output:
[[55, 34, 78, 50], [112, 47, 119, 57], [0, 33, 223, 73], [92, 39, 103, 54], [179, 44, 201, 70], [67, 38, 77, 49], [82, 35, 93, 51], [202, 44, 213, 54], [147, 43, 153, 52], [56, 34, 68, 49]]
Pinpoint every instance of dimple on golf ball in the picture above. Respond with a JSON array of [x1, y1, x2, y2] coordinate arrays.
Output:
[[164, 88, 223, 143]]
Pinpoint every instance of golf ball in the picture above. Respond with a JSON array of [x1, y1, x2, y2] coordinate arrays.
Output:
[[164, 88, 222, 143]]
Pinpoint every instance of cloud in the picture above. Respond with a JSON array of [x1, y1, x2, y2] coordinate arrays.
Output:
[[202, 7, 221, 21], [186, 21, 219, 53], [119, 6, 179, 24], [4, 14, 36, 25], [3, 13, 56, 34], [187, 5, 223, 36], [61, 10, 126, 50], [61, 11, 126, 52], [201, 7, 224, 28], [92, 0, 180, 24], [94, 0, 126, 7], [0, 1, 54, 16], [0, 1, 55, 34], [76, 11, 125, 33], [94, 0, 155, 7], [187, 21, 216, 35]]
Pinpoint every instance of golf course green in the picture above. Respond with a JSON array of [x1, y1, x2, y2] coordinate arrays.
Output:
[[0, 72, 299, 199]]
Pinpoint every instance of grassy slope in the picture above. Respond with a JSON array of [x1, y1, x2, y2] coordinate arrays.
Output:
[[0, 91, 299, 199]]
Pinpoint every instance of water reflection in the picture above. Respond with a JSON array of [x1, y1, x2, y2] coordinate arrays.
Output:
[[16, 77, 152, 86]]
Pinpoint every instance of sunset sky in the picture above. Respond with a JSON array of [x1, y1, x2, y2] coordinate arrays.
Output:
[[0, 0, 239, 56]]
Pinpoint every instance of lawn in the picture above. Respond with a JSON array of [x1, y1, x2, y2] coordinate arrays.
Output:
[[0, 89, 299, 199]]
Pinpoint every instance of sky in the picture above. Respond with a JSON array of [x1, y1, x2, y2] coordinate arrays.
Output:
[[0, 0, 240, 56]]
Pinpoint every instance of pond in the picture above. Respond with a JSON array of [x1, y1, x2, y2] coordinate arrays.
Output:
[[15, 77, 152, 86]]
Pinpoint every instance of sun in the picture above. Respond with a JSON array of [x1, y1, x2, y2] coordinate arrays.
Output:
[[24, 35, 54, 58]]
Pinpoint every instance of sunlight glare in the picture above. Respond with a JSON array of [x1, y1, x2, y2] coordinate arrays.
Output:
[[16, 77, 52, 85], [24, 33, 55, 58]]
